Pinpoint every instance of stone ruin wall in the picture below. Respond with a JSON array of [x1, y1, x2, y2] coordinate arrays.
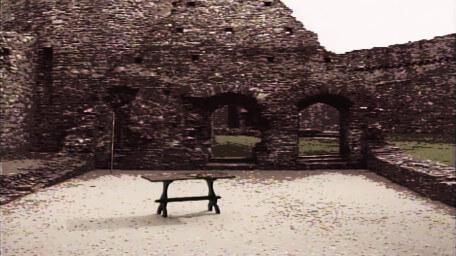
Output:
[[1, 0, 454, 168], [211, 34, 456, 139], [335, 35, 456, 139], [97, 0, 346, 169], [284, 35, 455, 138], [2, 0, 172, 153], [0, 32, 36, 157]]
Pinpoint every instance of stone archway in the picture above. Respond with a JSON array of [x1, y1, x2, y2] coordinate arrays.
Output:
[[297, 93, 353, 158], [185, 92, 268, 165]]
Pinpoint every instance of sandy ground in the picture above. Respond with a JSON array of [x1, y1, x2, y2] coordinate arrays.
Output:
[[1, 170, 455, 256]]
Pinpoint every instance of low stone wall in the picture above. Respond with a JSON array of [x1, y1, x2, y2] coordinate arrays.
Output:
[[367, 145, 456, 207], [0, 153, 94, 204]]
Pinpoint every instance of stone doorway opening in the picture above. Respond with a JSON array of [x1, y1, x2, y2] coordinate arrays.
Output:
[[299, 103, 340, 156], [297, 94, 351, 168], [194, 92, 267, 167], [211, 105, 262, 161]]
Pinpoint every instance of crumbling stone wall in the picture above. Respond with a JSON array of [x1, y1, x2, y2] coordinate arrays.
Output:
[[3, 0, 172, 152], [1, 0, 454, 169], [0, 32, 36, 157], [97, 0, 372, 169], [294, 35, 456, 138], [368, 145, 456, 207], [335, 35, 456, 138]]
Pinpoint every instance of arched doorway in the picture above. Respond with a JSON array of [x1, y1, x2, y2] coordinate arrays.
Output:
[[297, 94, 351, 166], [189, 92, 267, 165]]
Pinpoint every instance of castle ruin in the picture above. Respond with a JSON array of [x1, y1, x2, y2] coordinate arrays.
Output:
[[1, 0, 455, 170]]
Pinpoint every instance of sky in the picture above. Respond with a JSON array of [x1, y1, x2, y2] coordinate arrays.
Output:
[[282, 0, 456, 53]]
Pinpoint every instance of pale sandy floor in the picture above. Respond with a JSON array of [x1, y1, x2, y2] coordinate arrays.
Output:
[[1, 170, 455, 256]]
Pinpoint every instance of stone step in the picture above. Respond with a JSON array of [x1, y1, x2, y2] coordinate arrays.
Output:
[[205, 162, 257, 170], [209, 157, 255, 163], [297, 161, 360, 170], [298, 154, 341, 159], [298, 155, 348, 163], [298, 157, 345, 163]]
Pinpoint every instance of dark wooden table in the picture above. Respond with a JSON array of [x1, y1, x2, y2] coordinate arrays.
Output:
[[141, 172, 236, 217]]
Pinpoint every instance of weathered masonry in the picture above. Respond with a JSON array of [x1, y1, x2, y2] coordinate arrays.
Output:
[[1, 0, 455, 169]]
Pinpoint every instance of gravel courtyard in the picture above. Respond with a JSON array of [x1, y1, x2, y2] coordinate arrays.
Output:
[[1, 170, 455, 256]]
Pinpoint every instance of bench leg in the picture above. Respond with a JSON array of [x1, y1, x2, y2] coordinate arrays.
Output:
[[208, 201, 213, 212], [157, 181, 172, 217], [206, 179, 220, 214]]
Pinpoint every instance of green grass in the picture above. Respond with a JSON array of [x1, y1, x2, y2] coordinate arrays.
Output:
[[212, 136, 260, 158], [387, 134, 454, 144], [212, 135, 455, 165], [388, 136, 454, 166], [299, 138, 339, 155], [212, 136, 340, 158]]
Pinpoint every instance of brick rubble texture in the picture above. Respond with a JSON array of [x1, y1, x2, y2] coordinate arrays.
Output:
[[1, 0, 455, 170]]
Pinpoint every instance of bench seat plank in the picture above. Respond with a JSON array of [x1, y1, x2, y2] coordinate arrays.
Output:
[[141, 172, 235, 183], [155, 196, 221, 203]]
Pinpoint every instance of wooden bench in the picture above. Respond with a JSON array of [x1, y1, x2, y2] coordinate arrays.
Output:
[[141, 172, 235, 217]]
